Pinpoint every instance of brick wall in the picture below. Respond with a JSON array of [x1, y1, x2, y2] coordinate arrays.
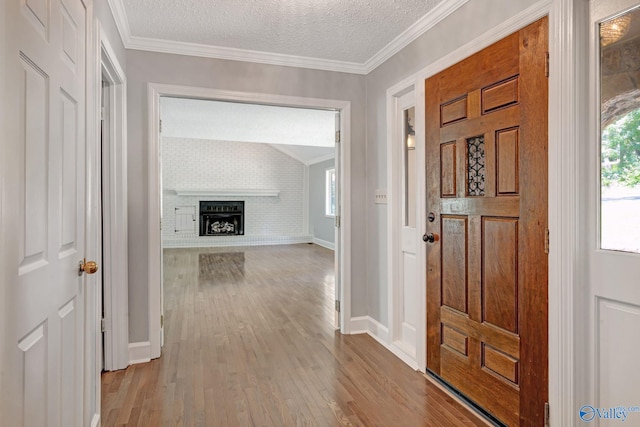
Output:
[[162, 137, 310, 247]]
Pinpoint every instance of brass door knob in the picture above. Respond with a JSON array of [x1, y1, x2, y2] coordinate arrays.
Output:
[[79, 259, 99, 275]]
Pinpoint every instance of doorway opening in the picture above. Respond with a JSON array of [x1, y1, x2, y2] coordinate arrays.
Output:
[[147, 85, 353, 360], [159, 96, 341, 340]]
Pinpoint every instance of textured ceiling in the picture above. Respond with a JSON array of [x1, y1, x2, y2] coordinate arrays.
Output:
[[160, 97, 336, 165], [120, 0, 445, 64]]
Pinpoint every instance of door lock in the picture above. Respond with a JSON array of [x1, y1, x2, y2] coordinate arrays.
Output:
[[422, 233, 438, 243]]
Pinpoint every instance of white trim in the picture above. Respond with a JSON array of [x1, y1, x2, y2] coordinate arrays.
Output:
[[386, 84, 422, 372], [84, 4, 99, 427], [173, 189, 280, 197], [99, 23, 130, 372], [105, 0, 132, 45], [366, 317, 390, 347], [362, 0, 469, 74], [128, 37, 367, 74], [106, 0, 468, 75], [148, 84, 353, 351], [90, 414, 100, 427], [348, 316, 369, 334], [128, 341, 152, 365], [347, 316, 420, 370], [549, 1, 585, 425], [163, 235, 313, 248], [312, 237, 335, 251], [303, 165, 309, 237]]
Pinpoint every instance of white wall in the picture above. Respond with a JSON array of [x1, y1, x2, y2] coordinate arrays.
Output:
[[162, 137, 309, 247], [125, 53, 367, 342], [308, 158, 335, 246]]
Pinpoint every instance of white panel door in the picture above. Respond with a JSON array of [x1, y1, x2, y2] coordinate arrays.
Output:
[[3, 0, 88, 425], [585, 1, 640, 424], [391, 91, 419, 361]]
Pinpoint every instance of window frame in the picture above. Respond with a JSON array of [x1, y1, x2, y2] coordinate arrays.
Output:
[[325, 167, 336, 218]]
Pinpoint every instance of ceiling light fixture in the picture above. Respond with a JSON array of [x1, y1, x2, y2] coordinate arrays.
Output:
[[600, 15, 632, 47]]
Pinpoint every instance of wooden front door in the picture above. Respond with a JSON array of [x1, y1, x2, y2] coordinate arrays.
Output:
[[425, 18, 548, 426]]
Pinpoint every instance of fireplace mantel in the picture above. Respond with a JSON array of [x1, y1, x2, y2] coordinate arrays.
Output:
[[172, 189, 280, 197]]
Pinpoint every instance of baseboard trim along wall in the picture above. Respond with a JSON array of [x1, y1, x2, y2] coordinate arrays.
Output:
[[90, 414, 100, 427], [129, 341, 152, 365], [162, 235, 313, 248], [312, 237, 335, 250], [349, 316, 419, 370]]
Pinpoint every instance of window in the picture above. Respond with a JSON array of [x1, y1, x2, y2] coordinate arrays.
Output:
[[325, 168, 336, 217]]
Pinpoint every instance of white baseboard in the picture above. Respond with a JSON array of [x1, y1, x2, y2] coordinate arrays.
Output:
[[312, 237, 335, 250], [347, 316, 419, 370], [349, 316, 369, 334], [128, 341, 152, 365], [163, 234, 313, 248], [90, 414, 100, 427], [366, 316, 390, 347]]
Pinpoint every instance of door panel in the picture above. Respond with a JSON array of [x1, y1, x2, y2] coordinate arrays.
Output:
[[5, 0, 88, 425], [426, 18, 548, 426], [589, 1, 640, 419]]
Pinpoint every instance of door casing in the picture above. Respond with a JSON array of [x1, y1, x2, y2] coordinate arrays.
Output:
[[146, 84, 353, 360], [97, 22, 129, 372]]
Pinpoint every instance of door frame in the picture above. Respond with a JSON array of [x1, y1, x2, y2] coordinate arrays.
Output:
[[147, 83, 353, 358], [386, 84, 426, 370], [96, 23, 129, 372], [380, 0, 584, 424]]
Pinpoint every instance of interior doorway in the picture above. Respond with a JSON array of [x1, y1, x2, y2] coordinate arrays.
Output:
[[146, 84, 353, 360], [158, 97, 342, 339]]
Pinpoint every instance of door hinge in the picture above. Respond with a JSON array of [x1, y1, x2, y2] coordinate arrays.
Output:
[[335, 215, 341, 228], [161, 315, 164, 328], [159, 119, 162, 133], [544, 228, 550, 254], [545, 52, 550, 77], [100, 107, 105, 121], [335, 130, 341, 143], [544, 402, 550, 427], [335, 300, 340, 312], [101, 318, 106, 333]]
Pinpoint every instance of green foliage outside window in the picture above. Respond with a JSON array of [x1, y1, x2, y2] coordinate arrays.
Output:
[[602, 109, 640, 187]]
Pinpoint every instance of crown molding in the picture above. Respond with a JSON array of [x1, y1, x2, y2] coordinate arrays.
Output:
[[106, 0, 132, 45], [362, 0, 469, 74], [107, 0, 469, 75], [126, 36, 367, 74]]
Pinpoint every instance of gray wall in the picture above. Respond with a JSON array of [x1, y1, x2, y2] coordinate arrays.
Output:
[[125, 51, 367, 341], [364, 0, 540, 325], [309, 158, 336, 244]]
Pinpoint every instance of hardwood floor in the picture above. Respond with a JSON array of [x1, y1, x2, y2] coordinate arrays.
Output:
[[101, 244, 487, 426]]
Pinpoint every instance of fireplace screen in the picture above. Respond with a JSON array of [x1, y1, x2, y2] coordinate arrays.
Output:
[[199, 201, 244, 236]]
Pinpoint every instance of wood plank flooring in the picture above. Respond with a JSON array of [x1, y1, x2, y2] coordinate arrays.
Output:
[[101, 244, 487, 426]]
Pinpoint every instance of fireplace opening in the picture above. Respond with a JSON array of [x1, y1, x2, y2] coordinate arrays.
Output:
[[199, 201, 244, 236]]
